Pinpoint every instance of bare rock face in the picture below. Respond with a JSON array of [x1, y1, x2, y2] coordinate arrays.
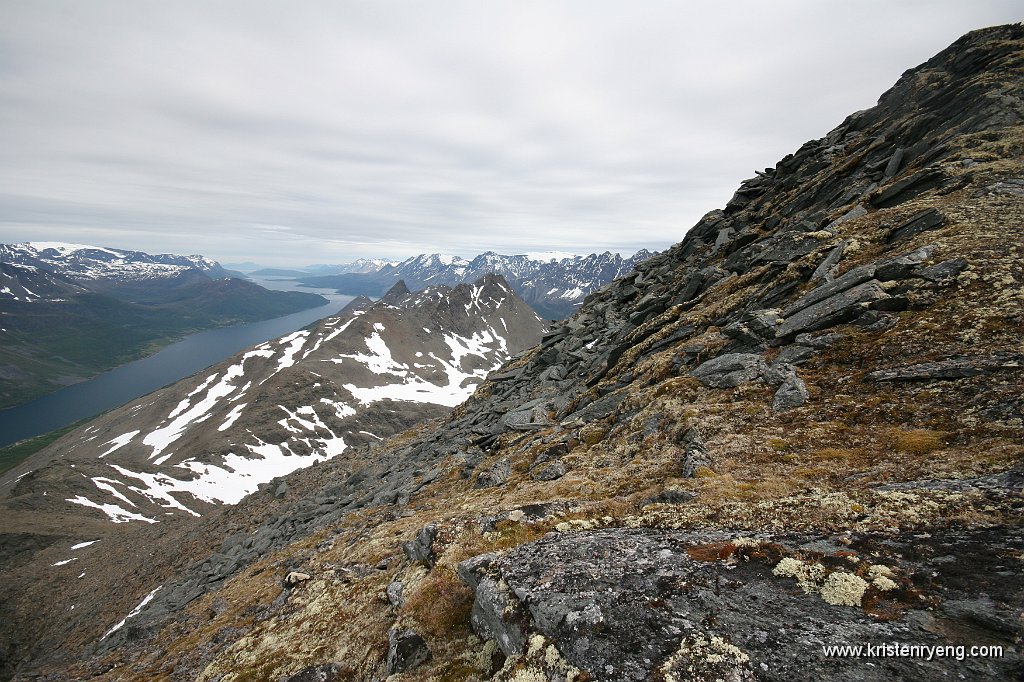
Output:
[[459, 528, 1024, 681]]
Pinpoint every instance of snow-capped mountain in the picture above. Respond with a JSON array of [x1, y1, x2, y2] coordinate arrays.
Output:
[[0, 242, 228, 293], [299, 249, 658, 318], [314, 258, 402, 275], [3, 274, 544, 523], [0, 242, 325, 409]]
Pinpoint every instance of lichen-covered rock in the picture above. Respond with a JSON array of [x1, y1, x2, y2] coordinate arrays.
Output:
[[460, 528, 1024, 681], [690, 353, 768, 388], [402, 523, 438, 566], [772, 371, 809, 411]]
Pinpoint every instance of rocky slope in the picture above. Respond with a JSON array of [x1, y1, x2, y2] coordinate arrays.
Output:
[[4, 23, 1024, 682], [0, 243, 325, 409], [299, 250, 657, 319]]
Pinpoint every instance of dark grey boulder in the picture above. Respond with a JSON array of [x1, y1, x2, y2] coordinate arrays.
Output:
[[459, 527, 1024, 681], [772, 372, 809, 411], [532, 461, 566, 481], [690, 353, 768, 388], [885, 207, 947, 242], [776, 281, 889, 339], [915, 258, 968, 282], [475, 458, 512, 488], [402, 523, 438, 567], [810, 239, 850, 283], [467, 576, 527, 657], [385, 628, 431, 674]]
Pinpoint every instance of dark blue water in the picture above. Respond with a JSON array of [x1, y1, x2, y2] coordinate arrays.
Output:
[[0, 281, 353, 448]]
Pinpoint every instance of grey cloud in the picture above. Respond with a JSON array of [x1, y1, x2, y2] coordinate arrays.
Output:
[[0, 1, 1021, 265]]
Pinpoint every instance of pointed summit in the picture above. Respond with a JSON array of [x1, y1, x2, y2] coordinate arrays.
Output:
[[378, 279, 411, 305]]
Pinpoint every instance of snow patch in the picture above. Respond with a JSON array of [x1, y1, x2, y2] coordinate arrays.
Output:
[[65, 496, 157, 524], [99, 430, 140, 458], [103, 586, 162, 639]]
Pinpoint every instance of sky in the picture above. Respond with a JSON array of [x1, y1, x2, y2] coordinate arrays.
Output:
[[0, 2, 1020, 267]]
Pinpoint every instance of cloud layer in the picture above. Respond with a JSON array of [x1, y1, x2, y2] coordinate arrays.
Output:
[[0, 1, 1020, 265]]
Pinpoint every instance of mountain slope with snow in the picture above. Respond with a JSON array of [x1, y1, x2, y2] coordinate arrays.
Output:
[[1, 274, 544, 525]]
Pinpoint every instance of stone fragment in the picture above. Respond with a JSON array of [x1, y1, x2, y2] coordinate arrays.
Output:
[[503, 402, 554, 431], [810, 239, 850, 282], [867, 355, 1023, 381], [794, 332, 844, 349], [875, 245, 936, 280], [915, 258, 968, 282], [274, 481, 288, 499], [386, 580, 405, 608], [385, 628, 432, 674], [284, 571, 311, 587], [723, 309, 783, 346], [680, 428, 711, 477], [826, 206, 869, 233], [772, 372, 809, 411], [690, 353, 768, 388], [465, 575, 527, 657], [883, 148, 905, 179], [532, 461, 566, 481], [776, 281, 889, 339], [641, 489, 697, 506], [773, 345, 816, 366], [981, 177, 1024, 196], [885, 208, 947, 242], [402, 523, 438, 566], [475, 458, 512, 488], [783, 265, 877, 318], [870, 167, 945, 208]]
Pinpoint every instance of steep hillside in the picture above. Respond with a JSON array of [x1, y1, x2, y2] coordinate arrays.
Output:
[[3, 24, 1024, 682], [0, 243, 326, 409], [298, 250, 657, 319]]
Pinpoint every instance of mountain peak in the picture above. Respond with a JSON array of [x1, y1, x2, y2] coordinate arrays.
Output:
[[378, 279, 411, 305]]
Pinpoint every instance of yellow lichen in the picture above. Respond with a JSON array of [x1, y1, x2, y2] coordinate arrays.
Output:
[[820, 571, 868, 607]]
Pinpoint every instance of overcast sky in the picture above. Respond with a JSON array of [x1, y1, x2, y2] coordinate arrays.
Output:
[[0, 2, 1020, 266]]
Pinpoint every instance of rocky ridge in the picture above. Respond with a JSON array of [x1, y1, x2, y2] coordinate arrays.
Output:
[[3, 24, 1024, 682]]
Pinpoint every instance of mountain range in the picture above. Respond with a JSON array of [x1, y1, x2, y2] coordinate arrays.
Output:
[[0, 243, 326, 410], [1, 24, 1023, 682], [295, 250, 657, 319]]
